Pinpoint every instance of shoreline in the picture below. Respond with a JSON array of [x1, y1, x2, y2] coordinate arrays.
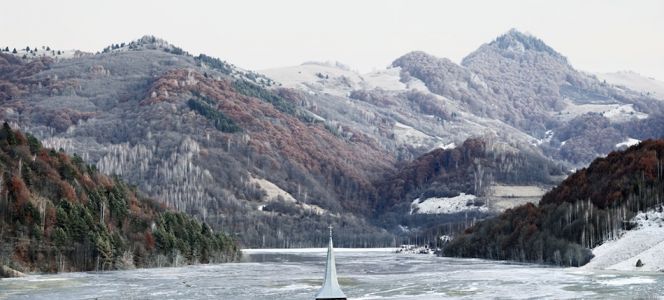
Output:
[[242, 247, 398, 254]]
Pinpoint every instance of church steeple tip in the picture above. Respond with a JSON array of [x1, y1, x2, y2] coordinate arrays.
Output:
[[314, 226, 347, 300]]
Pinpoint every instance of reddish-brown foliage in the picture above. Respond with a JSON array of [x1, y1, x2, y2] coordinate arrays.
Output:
[[541, 140, 664, 209], [59, 181, 77, 202], [376, 138, 486, 210], [144, 231, 155, 251], [9, 175, 30, 208], [138, 69, 395, 213]]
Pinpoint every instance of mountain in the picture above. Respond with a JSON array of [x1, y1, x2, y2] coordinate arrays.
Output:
[[443, 140, 664, 266], [390, 29, 664, 164], [265, 30, 664, 170], [3, 31, 664, 248], [373, 138, 564, 233], [0, 36, 396, 248], [0, 123, 239, 276], [595, 71, 664, 100], [260, 29, 664, 240]]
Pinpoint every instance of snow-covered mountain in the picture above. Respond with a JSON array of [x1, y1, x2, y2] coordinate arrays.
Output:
[[595, 71, 664, 100], [258, 30, 664, 240], [3, 30, 664, 248], [263, 29, 664, 168], [0, 36, 397, 248]]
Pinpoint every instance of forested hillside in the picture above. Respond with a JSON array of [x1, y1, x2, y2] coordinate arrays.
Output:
[[3, 31, 664, 249], [0, 38, 396, 248], [444, 140, 664, 266], [0, 124, 239, 275], [373, 138, 564, 241], [391, 30, 663, 165]]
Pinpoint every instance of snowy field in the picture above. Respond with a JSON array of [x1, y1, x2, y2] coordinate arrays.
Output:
[[487, 185, 549, 212], [557, 100, 648, 123], [261, 63, 420, 97], [596, 71, 664, 100], [2, 250, 663, 299], [393, 122, 441, 149], [410, 193, 486, 215], [584, 206, 664, 272]]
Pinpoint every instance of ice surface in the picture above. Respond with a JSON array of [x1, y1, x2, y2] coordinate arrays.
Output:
[[3, 250, 663, 299]]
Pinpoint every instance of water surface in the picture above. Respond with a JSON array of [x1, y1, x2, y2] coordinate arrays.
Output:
[[1, 248, 662, 299]]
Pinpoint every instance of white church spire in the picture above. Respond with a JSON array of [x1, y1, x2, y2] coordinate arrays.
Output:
[[315, 226, 346, 300]]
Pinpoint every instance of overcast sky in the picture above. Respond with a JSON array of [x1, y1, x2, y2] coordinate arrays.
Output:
[[2, 0, 663, 79]]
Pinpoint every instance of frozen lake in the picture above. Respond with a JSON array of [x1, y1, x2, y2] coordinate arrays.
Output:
[[1, 248, 663, 299]]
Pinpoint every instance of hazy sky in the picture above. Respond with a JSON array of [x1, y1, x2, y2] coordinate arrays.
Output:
[[2, 0, 663, 79]]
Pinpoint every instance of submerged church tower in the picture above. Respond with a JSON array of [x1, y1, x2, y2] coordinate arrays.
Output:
[[315, 226, 347, 300]]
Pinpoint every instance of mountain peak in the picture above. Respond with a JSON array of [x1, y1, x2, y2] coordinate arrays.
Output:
[[489, 29, 565, 61], [102, 35, 186, 55], [392, 51, 457, 69]]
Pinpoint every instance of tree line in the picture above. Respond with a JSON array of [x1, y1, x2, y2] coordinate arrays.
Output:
[[0, 123, 239, 274]]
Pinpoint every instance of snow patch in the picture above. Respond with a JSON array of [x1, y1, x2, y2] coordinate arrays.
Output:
[[410, 193, 487, 215], [615, 138, 640, 148], [437, 142, 456, 150], [249, 176, 325, 215], [583, 206, 664, 272], [531, 130, 554, 146], [262, 64, 424, 97], [558, 100, 648, 123], [487, 185, 548, 212], [602, 104, 648, 121], [393, 122, 438, 148], [490, 185, 548, 198], [398, 225, 410, 233], [250, 176, 298, 203], [362, 67, 408, 91], [596, 71, 664, 100], [260, 63, 363, 97]]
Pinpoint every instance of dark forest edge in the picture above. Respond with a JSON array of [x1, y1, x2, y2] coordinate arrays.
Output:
[[442, 139, 664, 266], [0, 123, 240, 277]]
